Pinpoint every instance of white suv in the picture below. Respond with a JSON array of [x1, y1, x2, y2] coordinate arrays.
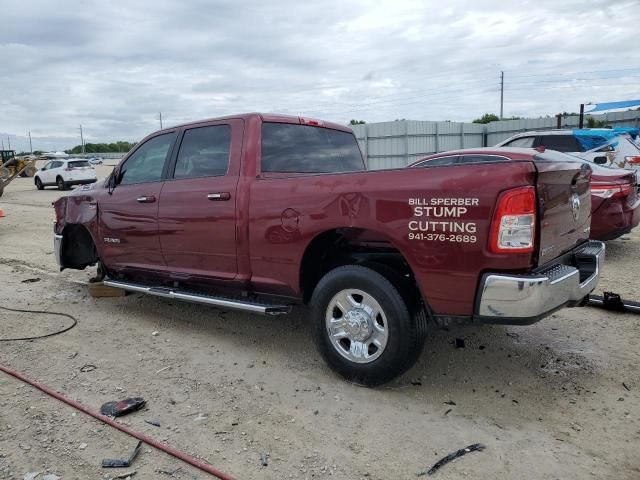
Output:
[[34, 159, 97, 191]]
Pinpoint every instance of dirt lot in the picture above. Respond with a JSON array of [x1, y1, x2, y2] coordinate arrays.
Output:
[[1, 166, 639, 479]]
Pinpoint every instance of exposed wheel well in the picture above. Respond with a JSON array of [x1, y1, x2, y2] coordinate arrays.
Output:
[[61, 224, 99, 270], [299, 228, 423, 310]]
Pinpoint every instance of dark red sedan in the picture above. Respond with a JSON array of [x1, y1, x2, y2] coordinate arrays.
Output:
[[410, 148, 640, 242]]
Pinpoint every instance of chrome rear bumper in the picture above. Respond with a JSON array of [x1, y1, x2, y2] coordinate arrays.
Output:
[[475, 240, 605, 324]]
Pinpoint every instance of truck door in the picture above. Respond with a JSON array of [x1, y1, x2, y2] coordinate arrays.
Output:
[[99, 132, 177, 272], [157, 119, 242, 281]]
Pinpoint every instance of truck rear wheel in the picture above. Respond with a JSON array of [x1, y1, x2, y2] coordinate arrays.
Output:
[[310, 265, 422, 386]]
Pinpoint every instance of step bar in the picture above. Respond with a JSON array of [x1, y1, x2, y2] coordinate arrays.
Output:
[[102, 279, 291, 315]]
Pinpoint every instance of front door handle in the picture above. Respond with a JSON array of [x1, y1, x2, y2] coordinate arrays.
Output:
[[136, 195, 156, 203], [207, 192, 231, 201]]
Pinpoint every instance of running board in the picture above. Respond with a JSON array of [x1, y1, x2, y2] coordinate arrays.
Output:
[[102, 280, 291, 315]]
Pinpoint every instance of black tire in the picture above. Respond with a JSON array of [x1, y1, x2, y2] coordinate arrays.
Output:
[[310, 265, 422, 386], [56, 176, 66, 191], [35, 177, 44, 190]]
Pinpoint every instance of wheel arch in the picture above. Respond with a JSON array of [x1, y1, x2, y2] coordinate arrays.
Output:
[[298, 227, 431, 314], [60, 223, 99, 270]]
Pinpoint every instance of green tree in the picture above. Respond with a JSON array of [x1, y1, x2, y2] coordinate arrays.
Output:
[[349, 119, 366, 125], [65, 141, 136, 154], [472, 113, 500, 124], [586, 116, 608, 128]]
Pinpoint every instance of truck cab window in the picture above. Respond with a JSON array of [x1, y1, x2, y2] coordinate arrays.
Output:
[[174, 125, 231, 179], [118, 133, 175, 185], [261, 123, 365, 174]]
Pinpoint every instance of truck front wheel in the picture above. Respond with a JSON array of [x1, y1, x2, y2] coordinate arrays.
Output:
[[310, 265, 421, 386]]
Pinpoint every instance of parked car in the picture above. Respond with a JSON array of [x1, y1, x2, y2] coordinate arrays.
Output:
[[495, 128, 640, 180], [52, 113, 604, 386], [88, 156, 104, 165], [411, 148, 640, 242], [34, 159, 97, 191]]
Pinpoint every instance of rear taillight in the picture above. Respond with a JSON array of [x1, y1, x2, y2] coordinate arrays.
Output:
[[489, 186, 536, 254], [625, 156, 640, 165], [591, 183, 633, 199], [64, 167, 72, 171]]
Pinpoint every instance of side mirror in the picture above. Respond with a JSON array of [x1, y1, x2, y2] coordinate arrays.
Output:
[[594, 156, 607, 165]]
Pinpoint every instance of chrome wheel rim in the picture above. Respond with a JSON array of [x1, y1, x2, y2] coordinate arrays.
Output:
[[325, 289, 388, 364]]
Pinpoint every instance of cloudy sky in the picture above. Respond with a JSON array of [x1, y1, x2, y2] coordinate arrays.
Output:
[[1, 0, 639, 151]]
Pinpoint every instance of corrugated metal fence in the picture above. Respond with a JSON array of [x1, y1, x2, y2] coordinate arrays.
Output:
[[351, 110, 640, 170]]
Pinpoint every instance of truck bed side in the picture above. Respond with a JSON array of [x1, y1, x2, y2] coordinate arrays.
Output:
[[247, 161, 538, 316]]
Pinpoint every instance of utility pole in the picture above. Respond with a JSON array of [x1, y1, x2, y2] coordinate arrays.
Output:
[[159, 112, 163, 129], [500, 71, 504, 120], [7, 136, 10, 150], [79, 125, 85, 154], [578, 104, 585, 129], [28, 131, 33, 153]]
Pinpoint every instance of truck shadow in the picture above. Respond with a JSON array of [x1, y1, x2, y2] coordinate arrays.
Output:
[[112, 294, 601, 424]]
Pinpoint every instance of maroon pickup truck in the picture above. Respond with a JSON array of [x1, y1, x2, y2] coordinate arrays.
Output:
[[53, 113, 605, 386]]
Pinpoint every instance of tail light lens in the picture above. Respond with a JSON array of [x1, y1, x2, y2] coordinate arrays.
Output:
[[489, 186, 536, 254], [625, 156, 640, 165], [591, 183, 633, 199]]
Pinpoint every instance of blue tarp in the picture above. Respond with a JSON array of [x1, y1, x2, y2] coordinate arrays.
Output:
[[573, 128, 639, 151], [585, 100, 640, 113]]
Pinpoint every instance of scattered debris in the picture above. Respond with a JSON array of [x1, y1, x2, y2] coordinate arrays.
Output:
[[108, 470, 137, 479], [102, 441, 143, 468], [23, 472, 40, 480], [417, 443, 486, 476], [623, 382, 631, 392], [21, 278, 40, 283], [68, 352, 78, 359], [454, 338, 465, 349], [19, 443, 31, 451], [101, 397, 146, 417], [42, 475, 61, 480], [193, 413, 209, 422], [155, 366, 171, 374], [260, 453, 270, 466], [478, 345, 486, 350], [152, 331, 160, 336], [145, 419, 161, 427], [79, 442, 88, 450], [80, 364, 97, 373], [444, 409, 452, 416], [410, 380, 423, 386], [443, 400, 456, 406], [156, 467, 183, 476]]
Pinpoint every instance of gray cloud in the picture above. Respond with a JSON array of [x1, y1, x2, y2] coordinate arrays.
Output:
[[1, 0, 639, 151]]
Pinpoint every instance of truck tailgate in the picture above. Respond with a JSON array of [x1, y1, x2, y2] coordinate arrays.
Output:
[[534, 151, 592, 265]]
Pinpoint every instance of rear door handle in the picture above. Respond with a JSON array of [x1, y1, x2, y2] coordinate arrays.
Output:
[[136, 195, 156, 203], [207, 192, 231, 201]]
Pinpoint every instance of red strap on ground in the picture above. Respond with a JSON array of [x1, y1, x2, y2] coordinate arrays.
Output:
[[0, 364, 235, 480]]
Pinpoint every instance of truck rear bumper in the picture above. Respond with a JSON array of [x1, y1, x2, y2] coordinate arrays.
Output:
[[475, 240, 605, 325]]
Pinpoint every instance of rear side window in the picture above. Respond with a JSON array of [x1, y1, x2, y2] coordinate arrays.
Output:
[[504, 137, 534, 148], [118, 133, 175, 185], [174, 125, 231, 179], [538, 135, 584, 153], [413, 156, 459, 167], [458, 155, 509, 164], [261, 123, 365, 173], [68, 160, 90, 168]]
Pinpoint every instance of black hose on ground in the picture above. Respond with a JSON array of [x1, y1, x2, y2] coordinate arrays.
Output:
[[0, 305, 78, 341]]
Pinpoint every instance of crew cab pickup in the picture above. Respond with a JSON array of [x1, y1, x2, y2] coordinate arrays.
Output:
[[53, 113, 605, 386]]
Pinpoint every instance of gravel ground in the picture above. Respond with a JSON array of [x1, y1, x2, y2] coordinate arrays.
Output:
[[0, 167, 639, 479]]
